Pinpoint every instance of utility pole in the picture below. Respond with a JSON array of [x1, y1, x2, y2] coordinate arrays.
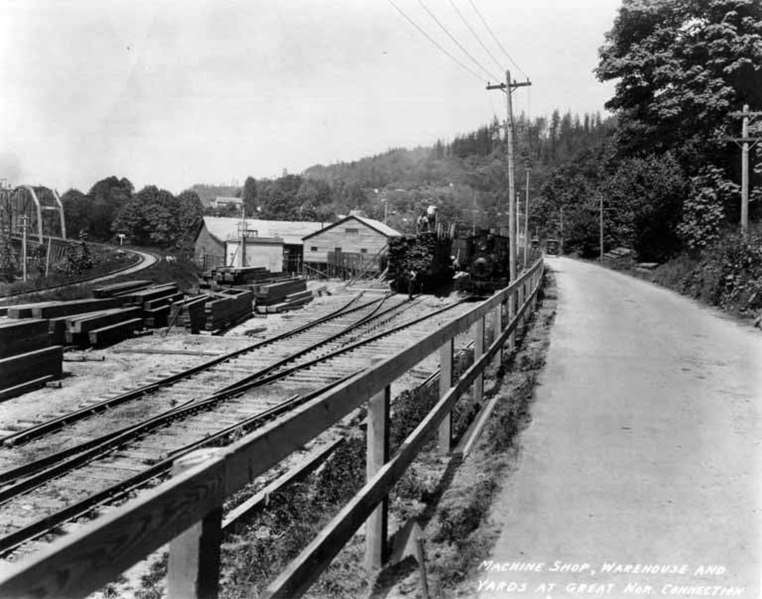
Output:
[[487, 70, 531, 282], [727, 104, 762, 237], [559, 206, 564, 255], [599, 193, 604, 262], [524, 168, 530, 268], [20, 215, 28, 282]]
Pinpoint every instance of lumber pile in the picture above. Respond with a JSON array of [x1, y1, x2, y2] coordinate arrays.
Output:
[[203, 289, 253, 332], [0, 346, 63, 401], [169, 295, 210, 334], [200, 266, 291, 289], [92, 280, 152, 298], [252, 278, 311, 313], [6, 297, 126, 320], [118, 283, 186, 329], [0, 318, 50, 358], [63, 307, 143, 347]]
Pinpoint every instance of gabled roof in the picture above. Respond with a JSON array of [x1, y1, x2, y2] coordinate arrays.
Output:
[[302, 215, 401, 240], [200, 217, 325, 246]]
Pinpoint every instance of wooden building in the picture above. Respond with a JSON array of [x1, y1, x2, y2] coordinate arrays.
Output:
[[194, 217, 325, 272], [302, 215, 401, 277]]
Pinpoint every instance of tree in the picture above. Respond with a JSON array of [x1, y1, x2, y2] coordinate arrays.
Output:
[[242, 176, 258, 216], [86, 176, 133, 241], [112, 185, 180, 247], [176, 190, 204, 253], [596, 0, 762, 173], [603, 154, 687, 261], [60, 189, 90, 238]]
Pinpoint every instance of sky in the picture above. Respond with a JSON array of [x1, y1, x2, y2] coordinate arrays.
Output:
[[0, 0, 621, 195]]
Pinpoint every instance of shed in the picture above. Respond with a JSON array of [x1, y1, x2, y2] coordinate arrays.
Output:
[[302, 215, 401, 276], [194, 217, 325, 272]]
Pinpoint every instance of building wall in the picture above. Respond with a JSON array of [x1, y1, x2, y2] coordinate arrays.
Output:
[[225, 239, 284, 272], [194, 225, 225, 269], [303, 219, 388, 267]]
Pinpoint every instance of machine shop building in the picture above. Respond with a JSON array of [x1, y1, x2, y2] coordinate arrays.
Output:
[[302, 215, 401, 277], [194, 217, 325, 272]]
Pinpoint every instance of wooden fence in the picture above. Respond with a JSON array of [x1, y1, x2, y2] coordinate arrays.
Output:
[[0, 258, 544, 599]]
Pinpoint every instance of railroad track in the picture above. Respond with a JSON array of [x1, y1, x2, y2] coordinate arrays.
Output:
[[0, 294, 473, 558], [0, 246, 157, 303]]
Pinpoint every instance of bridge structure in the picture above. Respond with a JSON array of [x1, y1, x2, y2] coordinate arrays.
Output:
[[0, 183, 68, 276], [0, 184, 67, 242]]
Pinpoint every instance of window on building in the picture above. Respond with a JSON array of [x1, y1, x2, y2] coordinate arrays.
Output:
[[345, 228, 359, 235], [311, 246, 318, 252], [360, 248, 368, 253]]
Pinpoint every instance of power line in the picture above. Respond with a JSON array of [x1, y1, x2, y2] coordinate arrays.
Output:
[[447, 0, 504, 73], [387, 0, 485, 82], [416, 0, 500, 82], [467, 0, 527, 79]]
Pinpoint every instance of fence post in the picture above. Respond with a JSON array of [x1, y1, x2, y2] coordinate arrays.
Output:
[[168, 449, 223, 599], [366, 358, 390, 570], [492, 301, 503, 368], [438, 339, 454, 453], [473, 317, 484, 404]]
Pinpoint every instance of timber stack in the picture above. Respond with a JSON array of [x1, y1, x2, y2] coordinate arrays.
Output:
[[0, 318, 62, 400], [203, 288, 253, 332], [253, 278, 312, 314], [200, 266, 291, 289]]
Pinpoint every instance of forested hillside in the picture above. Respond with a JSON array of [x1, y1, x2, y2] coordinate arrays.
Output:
[[56, 0, 760, 319]]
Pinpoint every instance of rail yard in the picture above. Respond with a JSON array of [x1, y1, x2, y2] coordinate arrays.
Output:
[[0, 284, 476, 566]]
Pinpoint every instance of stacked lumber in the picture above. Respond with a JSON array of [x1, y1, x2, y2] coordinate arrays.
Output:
[[203, 289, 253, 331], [63, 307, 143, 347], [169, 295, 210, 334], [0, 318, 50, 358], [0, 346, 63, 401], [200, 266, 291, 289], [92, 280, 152, 298], [119, 283, 185, 329], [253, 278, 312, 314], [6, 297, 126, 320]]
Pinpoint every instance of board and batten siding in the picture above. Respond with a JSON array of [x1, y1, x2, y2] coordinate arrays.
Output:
[[304, 222, 388, 265]]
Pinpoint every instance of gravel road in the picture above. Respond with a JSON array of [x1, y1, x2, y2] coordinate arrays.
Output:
[[476, 257, 761, 599]]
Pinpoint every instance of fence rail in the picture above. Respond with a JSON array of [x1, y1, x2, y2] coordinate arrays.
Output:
[[0, 258, 544, 599]]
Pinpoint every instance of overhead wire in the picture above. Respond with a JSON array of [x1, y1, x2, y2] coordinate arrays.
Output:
[[387, 0, 486, 83], [467, 0, 528, 80], [447, 0, 504, 74], [416, 0, 500, 82]]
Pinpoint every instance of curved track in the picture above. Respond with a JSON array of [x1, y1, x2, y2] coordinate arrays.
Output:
[[0, 245, 158, 303]]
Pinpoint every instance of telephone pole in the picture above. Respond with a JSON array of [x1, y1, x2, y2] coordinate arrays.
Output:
[[524, 168, 530, 268], [487, 70, 531, 282], [728, 104, 762, 237]]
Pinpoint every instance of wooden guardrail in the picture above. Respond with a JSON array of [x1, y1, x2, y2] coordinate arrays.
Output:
[[0, 257, 544, 599]]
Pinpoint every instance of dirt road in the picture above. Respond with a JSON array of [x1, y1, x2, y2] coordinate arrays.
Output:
[[475, 258, 761, 599]]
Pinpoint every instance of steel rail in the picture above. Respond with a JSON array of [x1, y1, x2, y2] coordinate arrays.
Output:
[[0, 292, 382, 448], [0, 299, 465, 556], [0, 295, 421, 491]]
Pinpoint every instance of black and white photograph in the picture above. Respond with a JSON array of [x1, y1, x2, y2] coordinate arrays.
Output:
[[0, 1, 760, 597]]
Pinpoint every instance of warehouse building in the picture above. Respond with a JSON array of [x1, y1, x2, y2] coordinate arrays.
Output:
[[302, 215, 401, 277], [194, 217, 324, 272]]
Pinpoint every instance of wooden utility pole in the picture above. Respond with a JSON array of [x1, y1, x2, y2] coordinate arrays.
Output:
[[599, 193, 604, 262], [728, 104, 762, 237], [487, 70, 531, 282], [20, 215, 28, 282], [524, 169, 530, 268]]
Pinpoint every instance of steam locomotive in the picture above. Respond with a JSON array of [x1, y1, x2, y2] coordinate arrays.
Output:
[[456, 230, 511, 294], [388, 225, 512, 296]]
